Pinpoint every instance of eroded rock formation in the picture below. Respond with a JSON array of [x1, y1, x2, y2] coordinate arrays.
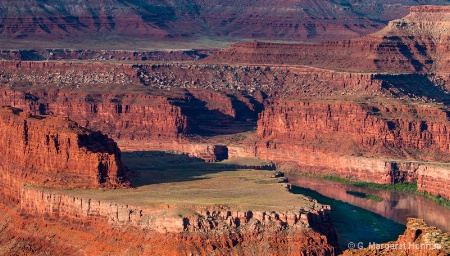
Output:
[[0, 106, 128, 199], [0, 197, 336, 255], [257, 100, 450, 160]]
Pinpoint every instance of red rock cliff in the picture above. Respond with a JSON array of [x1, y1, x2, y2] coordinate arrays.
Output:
[[257, 100, 450, 160], [0, 89, 190, 140], [0, 106, 128, 201], [228, 99, 450, 199]]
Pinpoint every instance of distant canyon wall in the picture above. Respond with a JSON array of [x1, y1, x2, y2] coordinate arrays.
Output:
[[1, 0, 431, 42], [206, 6, 450, 73]]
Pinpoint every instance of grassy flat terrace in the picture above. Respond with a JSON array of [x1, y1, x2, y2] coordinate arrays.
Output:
[[53, 152, 316, 212]]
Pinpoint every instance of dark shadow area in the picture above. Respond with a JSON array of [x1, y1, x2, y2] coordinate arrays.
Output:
[[18, 50, 46, 61], [227, 94, 259, 122], [3, 106, 24, 115], [376, 74, 450, 105], [213, 145, 228, 161], [122, 151, 275, 187], [291, 185, 405, 251], [171, 91, 260, 136], [383, 36, 425, 72]]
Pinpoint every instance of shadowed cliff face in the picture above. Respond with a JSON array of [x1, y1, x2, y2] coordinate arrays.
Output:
[[0, 0, 449, 45]]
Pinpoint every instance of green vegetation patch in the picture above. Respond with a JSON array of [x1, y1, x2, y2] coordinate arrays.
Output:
[[309, 174, 450, 208]]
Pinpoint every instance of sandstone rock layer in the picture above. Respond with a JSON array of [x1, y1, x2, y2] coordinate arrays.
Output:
[[0, 106, 128, 198]]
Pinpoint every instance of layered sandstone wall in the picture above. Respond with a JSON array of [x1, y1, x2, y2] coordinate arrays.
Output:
[[1, 197, 336, 256], [417, 165, 450, 198], [0, 106, 127, 196], [19, 186, 333, 233], [226, 100, 450, 198], [0, 89, 190, 140], [16, 185, 337, 255], [229, 143, 450, 199], [257, 100, 450, 160], [207, 39, 425, 73]]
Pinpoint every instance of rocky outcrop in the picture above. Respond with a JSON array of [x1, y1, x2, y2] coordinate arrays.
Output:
[[19, 187, 333, 233], [0, 106, 128, 198], [15, 186, 336, 255], [0, 197, 336, 256], [0, 90, 190, 140]]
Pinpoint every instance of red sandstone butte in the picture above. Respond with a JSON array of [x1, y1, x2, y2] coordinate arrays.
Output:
[[0, 106, 128, 195]]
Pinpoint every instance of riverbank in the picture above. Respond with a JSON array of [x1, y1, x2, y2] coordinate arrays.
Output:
[[295, 173, 450, 209], [288, 173, 450, 254]]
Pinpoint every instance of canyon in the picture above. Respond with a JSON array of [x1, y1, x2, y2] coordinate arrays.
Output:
[[0, 107, 338, 254], [0, 4, 450, 256]]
